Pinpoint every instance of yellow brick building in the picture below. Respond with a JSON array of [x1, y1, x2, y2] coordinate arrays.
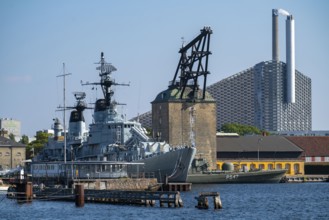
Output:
[[216, 160, 304, 175], [216, 135, 305, 175]]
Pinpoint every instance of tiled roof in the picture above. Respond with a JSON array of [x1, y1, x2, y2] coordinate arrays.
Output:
[[286, 136, 329, 156]]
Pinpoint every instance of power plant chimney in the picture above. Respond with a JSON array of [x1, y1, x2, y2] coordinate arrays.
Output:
[[272, 9, 295, 104], [272, 9, 279, 61], [286, 15, 295, 103]]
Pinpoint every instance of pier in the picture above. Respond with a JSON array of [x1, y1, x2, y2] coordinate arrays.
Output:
[[34, 184, 184, 208]]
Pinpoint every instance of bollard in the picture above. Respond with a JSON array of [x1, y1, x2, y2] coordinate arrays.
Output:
[[75, 184, 84, 207]]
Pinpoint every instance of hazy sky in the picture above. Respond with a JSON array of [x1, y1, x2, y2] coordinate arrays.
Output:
[[1, 0, 328, 137]]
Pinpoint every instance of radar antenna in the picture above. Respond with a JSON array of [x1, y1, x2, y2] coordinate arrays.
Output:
[[81, 52, 129, 109]]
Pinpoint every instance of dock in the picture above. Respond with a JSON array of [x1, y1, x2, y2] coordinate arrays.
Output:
[[34, 185, 183, 208]]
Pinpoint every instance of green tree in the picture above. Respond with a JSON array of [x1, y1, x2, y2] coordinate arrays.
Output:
[[220, 123, 263, 136], [26, 132, 51, 159], [9, 133, 15, 141], [20, 135, 29, 144]]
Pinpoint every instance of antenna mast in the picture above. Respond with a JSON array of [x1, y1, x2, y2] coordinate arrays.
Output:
[[57, 63, 71, 164]]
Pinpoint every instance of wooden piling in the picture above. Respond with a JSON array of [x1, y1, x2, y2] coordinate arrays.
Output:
[[26, 182, 33, 202], [16, 181, 33, 203], [195, 192, 222, 210], [75, 184, 84, 207]]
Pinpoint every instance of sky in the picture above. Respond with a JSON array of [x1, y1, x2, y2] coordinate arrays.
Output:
[[0, 0, 328, 137]]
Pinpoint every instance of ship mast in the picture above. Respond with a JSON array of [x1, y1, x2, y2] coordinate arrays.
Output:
[[98, 52, 129, 108], [57, 63, 71, 164], [83, 52, 129, 111]]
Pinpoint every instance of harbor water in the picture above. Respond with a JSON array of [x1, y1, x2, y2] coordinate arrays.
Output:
[[1, 183, 328, 220]]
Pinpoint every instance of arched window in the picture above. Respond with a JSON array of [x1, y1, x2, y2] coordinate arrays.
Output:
[[268, 164, 274, 170], [294, 163, 300, 174], [285, 164, 291, 174], [276, 163, 282, 169]]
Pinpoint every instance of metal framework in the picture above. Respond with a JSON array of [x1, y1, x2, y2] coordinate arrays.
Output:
[[171, 27, 212, 100]]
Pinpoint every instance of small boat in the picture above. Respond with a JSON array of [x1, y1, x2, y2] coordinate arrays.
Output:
[[187, 169, 287, 184], [187, 161, 287, 184]]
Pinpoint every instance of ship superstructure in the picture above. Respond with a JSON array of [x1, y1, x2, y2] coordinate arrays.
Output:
[[34, 53, 196, 183], [35, 92, 89, 161]]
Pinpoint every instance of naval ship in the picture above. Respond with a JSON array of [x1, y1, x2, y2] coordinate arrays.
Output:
[[33, 53, 196, 183], [187, 159, 287, 184]]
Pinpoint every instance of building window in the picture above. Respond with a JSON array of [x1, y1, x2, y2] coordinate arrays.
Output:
[[5, 152, 10, 156], [16, 152, 21, 156]]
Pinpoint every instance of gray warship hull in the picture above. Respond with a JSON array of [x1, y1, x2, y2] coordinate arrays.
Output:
[[187, 169, 287, 184], [137, 147, 196, 183]]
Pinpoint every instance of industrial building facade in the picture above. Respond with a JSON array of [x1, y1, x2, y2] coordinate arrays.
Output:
[[207, 60, 312, 132]]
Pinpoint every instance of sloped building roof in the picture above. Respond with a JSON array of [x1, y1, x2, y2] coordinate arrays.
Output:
[[0, 136, 25, 147], [286, 136, 329, 156], [217, 135, 303, 152]]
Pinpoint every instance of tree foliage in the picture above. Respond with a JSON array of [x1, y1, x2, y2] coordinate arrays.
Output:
[[26, 132, 51, 159], [220, 123, 263, 136], [9, 133, 15, 141], [20, 135, 29, 144]]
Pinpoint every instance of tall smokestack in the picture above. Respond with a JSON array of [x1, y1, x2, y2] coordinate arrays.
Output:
[[286, 15, 295, 103], [272, 9, 279, 61]]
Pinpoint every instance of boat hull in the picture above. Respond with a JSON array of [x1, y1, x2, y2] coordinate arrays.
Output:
[[136, 147, 196, 183], [187, 169, 287, 184]]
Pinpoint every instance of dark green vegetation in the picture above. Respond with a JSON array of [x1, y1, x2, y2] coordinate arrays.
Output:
[[25, 132, 51, 159], [220, 123, 268, 136]]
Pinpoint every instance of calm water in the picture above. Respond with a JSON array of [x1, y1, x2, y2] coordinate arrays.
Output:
[[1, 183, 328, 220]]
